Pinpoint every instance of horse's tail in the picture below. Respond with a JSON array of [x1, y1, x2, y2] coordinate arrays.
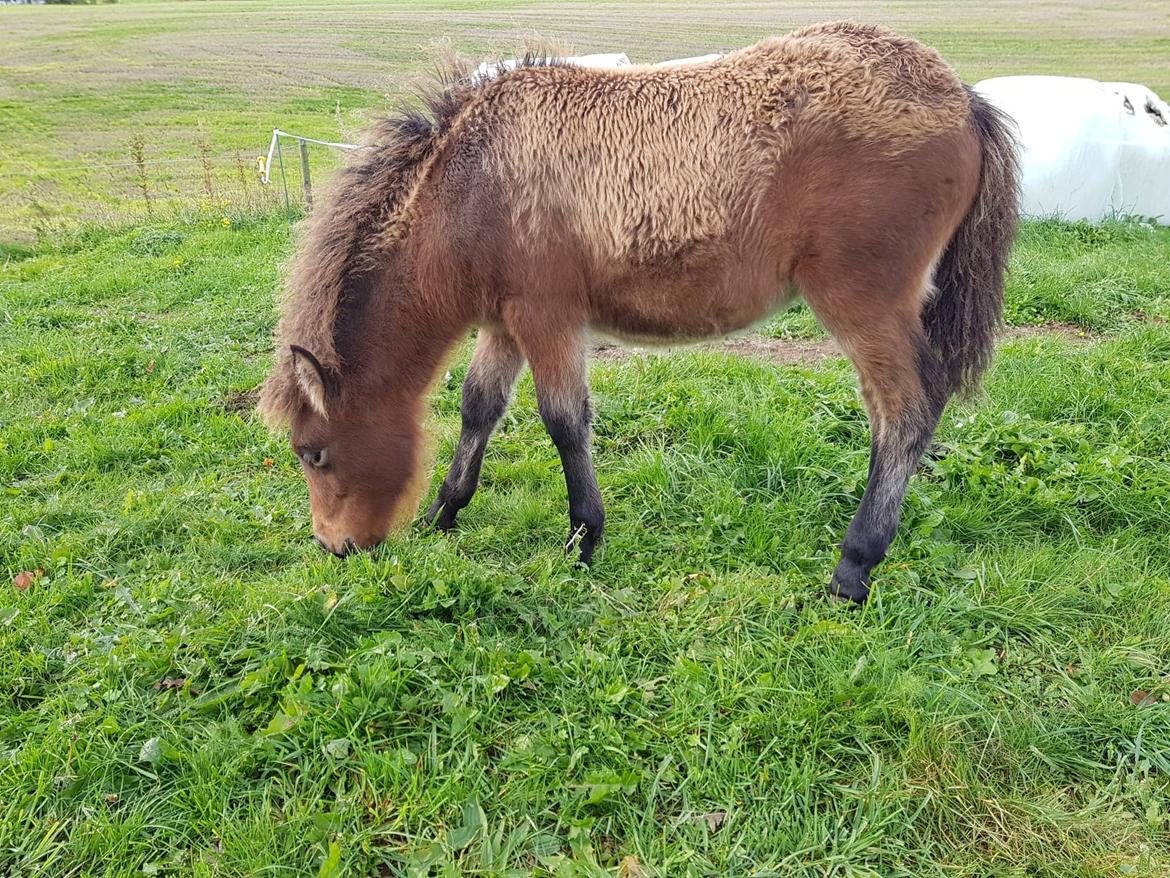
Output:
[[923, 85, 1020, 398]]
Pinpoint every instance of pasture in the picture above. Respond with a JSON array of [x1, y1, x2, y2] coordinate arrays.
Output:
[[3, 0, 1170, 238], [2, 1, 1170, 876]]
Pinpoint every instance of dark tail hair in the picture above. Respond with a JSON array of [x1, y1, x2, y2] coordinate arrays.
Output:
[[923, 86, 1020, 397]]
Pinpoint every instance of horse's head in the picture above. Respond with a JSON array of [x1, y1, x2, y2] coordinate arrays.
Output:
[[279, 345, 425, 556]]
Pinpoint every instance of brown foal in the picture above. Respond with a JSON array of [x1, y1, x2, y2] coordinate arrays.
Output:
[[259, 21, 1019, 602]]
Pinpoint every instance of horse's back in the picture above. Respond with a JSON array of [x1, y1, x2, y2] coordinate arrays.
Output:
[[470, 22, 968, 248]]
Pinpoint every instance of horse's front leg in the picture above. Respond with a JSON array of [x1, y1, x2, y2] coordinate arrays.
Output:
[[509, 320, 605, 564], [425, 327, 524, 530]]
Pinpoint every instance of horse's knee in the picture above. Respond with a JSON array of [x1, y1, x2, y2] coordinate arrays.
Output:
[[539, 396, 593, 449]]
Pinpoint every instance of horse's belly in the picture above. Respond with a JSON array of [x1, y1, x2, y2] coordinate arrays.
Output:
[[588, 265, 795, 342]]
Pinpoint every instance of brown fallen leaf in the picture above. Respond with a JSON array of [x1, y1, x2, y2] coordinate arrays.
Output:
[[1130, 690, 1157, 708], [154, 677, 187, 692], [618, 856, 645, 878], [12, 571, 38, 591], [104, 793, 120, 805], [690, 811, 727, 832]]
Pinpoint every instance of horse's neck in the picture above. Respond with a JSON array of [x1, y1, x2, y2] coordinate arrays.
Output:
[[355, 279, 464, 405]]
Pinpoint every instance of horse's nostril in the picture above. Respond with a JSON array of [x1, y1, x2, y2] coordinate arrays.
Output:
[[341, 537, 358, 555]]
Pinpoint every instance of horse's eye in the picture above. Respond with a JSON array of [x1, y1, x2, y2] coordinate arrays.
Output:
[[298, 447, 328, 468]]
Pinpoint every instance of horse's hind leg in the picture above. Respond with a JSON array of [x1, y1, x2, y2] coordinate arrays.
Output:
[[425, 327, 525, 530], [808, 297, 950, 603]]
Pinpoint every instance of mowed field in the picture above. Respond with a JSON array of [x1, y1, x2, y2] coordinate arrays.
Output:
[[3, 1, 1170, 877], [3, 0, 1170, 237]]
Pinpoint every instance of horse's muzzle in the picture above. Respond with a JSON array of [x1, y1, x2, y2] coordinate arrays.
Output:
[[315, 535, 361, 557]]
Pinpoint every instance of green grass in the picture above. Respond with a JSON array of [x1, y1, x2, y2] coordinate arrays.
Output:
[[3, 1, 1170, 872], [1, 213, 1169, 876], [3, 0, 1169, 238]]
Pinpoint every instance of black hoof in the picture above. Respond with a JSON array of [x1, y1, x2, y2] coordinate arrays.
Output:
[[827, 561, 870, 604], [424, 497, 460, 532], [565, 521, 601, 566]]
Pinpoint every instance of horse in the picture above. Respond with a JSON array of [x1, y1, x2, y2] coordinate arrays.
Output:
[[258, 21, 1019, 603]]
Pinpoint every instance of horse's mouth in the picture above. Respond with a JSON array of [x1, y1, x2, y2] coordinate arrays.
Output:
[[315, 535, 363, 557]]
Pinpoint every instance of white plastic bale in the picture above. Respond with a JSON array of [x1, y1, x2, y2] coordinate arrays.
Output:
[[472, 53, 631, 85], [975, 75, 1170, 223], [1101, 82, 1170, 220], [654, 53, 724, 67], [1102, 81, 1170, 127]]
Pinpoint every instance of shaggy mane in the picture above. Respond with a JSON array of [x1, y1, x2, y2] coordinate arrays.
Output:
[[257, 49, 569, 427]]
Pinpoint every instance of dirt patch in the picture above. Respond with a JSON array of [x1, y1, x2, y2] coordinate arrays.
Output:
[[220, 387, 259, 413], [591, 322, 1092, 367], [591, 337, 842, 366], [1001, 321, 1092, 340], [1132, 309, 1166, 326]]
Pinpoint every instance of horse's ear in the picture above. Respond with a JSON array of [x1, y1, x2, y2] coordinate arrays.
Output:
[[290, 346, 329, 418]]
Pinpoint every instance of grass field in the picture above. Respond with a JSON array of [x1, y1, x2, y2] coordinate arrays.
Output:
[[2, 214, 1170, 875], [3, 0, 1170, 237], [3, 1, 1170, 876]]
